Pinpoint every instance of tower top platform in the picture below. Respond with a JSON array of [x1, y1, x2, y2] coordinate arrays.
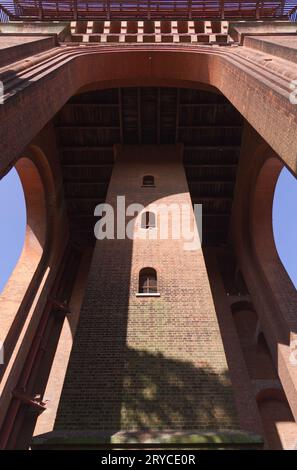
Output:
[[0, 0, 296, 23]]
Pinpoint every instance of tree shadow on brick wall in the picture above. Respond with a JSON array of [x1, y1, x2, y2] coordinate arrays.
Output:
[[52, 144, 240, 444], [114, 347, 238, 435]]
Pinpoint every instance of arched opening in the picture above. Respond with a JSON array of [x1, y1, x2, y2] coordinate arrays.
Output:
[[231, 301, 276, 380], [255, 333, 277, 379], [139, 268, 158, 294], [0, 158, 47, 359], [238, 143, 297, 436], [0, 146, 82, 450], [142, 175, 155, 187], [273, 167, 297, 289], [141, 211, 156, 229], [216, 252, 249, 296], [250, 155, 297, 341], [257, 389, 297, 450]]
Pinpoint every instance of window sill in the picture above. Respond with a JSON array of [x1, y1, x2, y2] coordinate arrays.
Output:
[[136, 292, 161, 297]]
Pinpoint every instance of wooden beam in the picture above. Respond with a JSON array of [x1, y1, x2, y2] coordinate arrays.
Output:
[[184, 145, 240, 150], [57, 126, 120, 130], [137, 87, 142, 144], [60, 146, 113, 151], [175, 88, 180, 144], [64, 180, 108, 185], [62, 163, 113, 168], [157, 87, 161, 145], [191, 197, 233, 202], [118, 88, 124, 144], [185, 164, 237, 168]]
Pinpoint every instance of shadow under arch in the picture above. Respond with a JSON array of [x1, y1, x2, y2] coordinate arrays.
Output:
[[230, 300, 255, 315], [256, 388, 297, 450], [231, 300, 277, 380]]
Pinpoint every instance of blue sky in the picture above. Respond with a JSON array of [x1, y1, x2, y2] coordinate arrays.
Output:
[[0, 166, 296, 293], [0, 168, 26, 294], [273, 167, 297, 289]]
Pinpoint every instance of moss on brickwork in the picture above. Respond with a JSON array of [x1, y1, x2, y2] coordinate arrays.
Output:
[[32, 430, 263, 449], [112, 430, 263, 445]]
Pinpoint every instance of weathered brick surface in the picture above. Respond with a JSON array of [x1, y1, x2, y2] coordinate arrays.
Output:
[[54, 145, 238, 433]]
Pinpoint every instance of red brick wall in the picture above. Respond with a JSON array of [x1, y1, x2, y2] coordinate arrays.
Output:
[[54, 145, 239, 433]]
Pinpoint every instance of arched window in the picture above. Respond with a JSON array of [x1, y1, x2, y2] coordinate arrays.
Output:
[[141, 211, 156, 229], [142, 175, 155, 187], [139, 268, 157, 294]]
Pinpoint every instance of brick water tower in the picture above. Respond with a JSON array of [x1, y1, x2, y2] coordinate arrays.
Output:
[[0, 0, 297, 450]]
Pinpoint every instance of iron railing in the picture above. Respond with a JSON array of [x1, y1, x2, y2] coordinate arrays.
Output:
[[0, 2, 14, 22], [0, 1, 296, 22], [289, 3, 297, 18]]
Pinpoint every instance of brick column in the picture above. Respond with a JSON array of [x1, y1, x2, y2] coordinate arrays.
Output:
[[38, 145, 258, 446]]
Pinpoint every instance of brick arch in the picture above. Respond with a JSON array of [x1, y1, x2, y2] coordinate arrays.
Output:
[[251, 157, 285, 285], [0, 157, 45, 372], [249, 155, 297, 335], [1, 47, 297, 176], [230, 301, 255, 314], [231, 138, 297, 422], [0, 145, 61, 414], [230, 300, 276, 380], [256, 388, 286, 404], [256, 388, 297, 450]]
